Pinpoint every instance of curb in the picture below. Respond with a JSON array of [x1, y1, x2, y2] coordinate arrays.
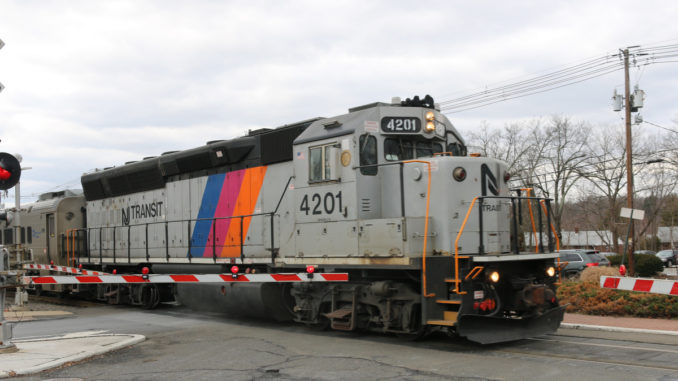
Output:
[[561, 322, 678, 336], [0, 332, 146, 378]]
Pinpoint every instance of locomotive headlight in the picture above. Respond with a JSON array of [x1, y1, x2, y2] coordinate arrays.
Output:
[[488, 271, 500, 283], [453, 167, 466, 182], [546, 266, 556, 277], [425, 121, 435, 132], [425, 111, 435, 121]]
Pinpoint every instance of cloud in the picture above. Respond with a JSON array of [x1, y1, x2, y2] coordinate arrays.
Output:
[[1, 0, 677, 205]]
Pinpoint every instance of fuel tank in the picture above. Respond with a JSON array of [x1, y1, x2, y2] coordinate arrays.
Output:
[[175, 283, 295, 322]]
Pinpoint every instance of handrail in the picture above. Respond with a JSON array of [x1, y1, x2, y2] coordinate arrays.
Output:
[[66, 228, 77, 267], [453, 194, 557, 294], [464, 266, 484, 280], [539, 200, 560, 252], [84, 176, 296, 263], [521, 188, 539, 253], [453, 196, 478, 294]]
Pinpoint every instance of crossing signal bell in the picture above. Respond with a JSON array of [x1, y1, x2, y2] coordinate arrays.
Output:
[[0, 153, 21, 190]]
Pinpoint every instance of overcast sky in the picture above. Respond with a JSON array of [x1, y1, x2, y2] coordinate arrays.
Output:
[[1, 0, 677, 206]]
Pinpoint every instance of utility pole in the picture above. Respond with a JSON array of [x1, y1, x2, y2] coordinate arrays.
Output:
[[623, 48, 636, 276]]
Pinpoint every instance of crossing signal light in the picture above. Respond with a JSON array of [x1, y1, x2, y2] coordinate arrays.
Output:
[[0, 153, 21, 190]]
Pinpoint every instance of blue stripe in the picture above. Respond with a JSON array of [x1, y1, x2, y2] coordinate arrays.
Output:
[[189, 174, 225, 257]]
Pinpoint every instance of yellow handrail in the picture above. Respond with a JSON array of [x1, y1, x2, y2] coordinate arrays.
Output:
[[465, 266, 485, 280], [403, 160, 435, 298], [453, 196, 478, 294], [521, 188, 539, 253]]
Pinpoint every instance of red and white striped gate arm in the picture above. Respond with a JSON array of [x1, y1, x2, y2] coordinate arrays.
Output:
[[23, 272, 349, 285], [23, 263, 108, 276], [601, 276, 678, 296]]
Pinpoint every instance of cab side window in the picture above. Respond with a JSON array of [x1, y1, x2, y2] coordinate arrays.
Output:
[[359, 134, 377, 175], [447, 142, 467, 156], [309, 143, 335, 182]]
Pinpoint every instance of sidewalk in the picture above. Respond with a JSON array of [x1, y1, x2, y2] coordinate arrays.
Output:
[[0, 330, 145, 378], [562, 313, 678, 335]]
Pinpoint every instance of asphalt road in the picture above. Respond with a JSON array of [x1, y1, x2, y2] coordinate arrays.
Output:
[[8, 303, 678, 381]]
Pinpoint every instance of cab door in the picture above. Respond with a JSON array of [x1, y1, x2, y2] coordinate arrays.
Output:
[[293, 137, 358, 258]]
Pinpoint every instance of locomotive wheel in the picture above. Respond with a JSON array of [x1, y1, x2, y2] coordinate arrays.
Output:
[[396, 304, 428, 341], [140, 284, 161, 309], [311, 303, 332, 331]]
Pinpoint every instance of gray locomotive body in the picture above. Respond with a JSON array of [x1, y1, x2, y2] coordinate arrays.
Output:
[[24, 96, 564, 343], [80, 99, 511, 265]]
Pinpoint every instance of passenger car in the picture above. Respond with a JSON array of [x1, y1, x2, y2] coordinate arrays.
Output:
[[634, 250, 657, 256], [559, 250, 599, 277], [655, 250, 678, 267], [585, 251, 611, 266]]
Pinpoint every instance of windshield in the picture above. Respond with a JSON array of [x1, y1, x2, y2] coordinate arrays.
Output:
[[384, 138, 443, 161], [657, 251, 672, 257], [588, 253, 603, 261]]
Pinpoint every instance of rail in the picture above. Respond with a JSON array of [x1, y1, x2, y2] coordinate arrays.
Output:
[[452, 194, 558, 294], [66, 176, 294, 266]]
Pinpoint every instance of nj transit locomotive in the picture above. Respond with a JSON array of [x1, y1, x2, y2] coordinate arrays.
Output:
[[9, 95, 564, 344]]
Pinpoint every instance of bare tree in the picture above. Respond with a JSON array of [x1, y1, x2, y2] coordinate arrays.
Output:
[[633, 134, 678, 244], [576, 127, 628, 252], [465, 120, 537, 175], [523, 115, 588, 234]]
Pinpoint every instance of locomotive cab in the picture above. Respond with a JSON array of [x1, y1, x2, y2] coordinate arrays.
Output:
[[288, 95, 513, 260]]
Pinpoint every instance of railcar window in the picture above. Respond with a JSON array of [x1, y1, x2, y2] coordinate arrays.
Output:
[[447, 142, 467, 156], [384, 138, 443, 161], [416, 141, 443, 158], [27, 226, 32, 244], [359, 134, 377, 175], [384, 139, 413, 161], [309, 143, 336, 182], [48, 214, 55, 237], [3, 228, 13, 244], [20, 227, 25, 244], [561, 253, 580, 262]]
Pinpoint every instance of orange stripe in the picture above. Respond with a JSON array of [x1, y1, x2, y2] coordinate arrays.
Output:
[[221, 166, 267, 257]]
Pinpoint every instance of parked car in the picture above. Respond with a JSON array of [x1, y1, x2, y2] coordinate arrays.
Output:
[[655, 249, 678, 268], [558, 250, 599, 277], [585, 252, 611, 266], [634, 250, 657, 256]]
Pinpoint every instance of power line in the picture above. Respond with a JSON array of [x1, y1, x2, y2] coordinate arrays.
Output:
[[643, 121, 678, 134], [439, 58, 622, 109], [442, 66, 623, 113], [438, 43, 678, 114]]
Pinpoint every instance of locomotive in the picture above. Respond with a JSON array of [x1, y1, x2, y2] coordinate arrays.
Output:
[[6, 95, 564, 344]]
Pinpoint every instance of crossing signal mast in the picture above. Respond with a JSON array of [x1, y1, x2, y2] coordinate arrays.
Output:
[[0, 36, 19, 353]]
